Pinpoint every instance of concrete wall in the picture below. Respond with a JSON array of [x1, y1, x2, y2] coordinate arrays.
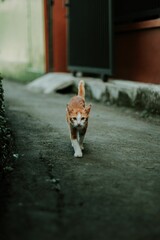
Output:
[[0, 0, 46, 82]]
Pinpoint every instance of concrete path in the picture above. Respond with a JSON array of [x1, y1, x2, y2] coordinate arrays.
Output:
[[1, 79, 160, 240]]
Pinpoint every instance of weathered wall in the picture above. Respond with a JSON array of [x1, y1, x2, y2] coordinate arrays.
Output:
[[0, 0, 46, 82]]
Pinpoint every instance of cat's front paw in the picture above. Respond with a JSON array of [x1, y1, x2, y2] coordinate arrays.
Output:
[[74, 151, 83, 158]]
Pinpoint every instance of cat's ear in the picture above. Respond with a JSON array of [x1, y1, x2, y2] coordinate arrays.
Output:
[[85, 104, 92, 114], [66, 104, 72, 114]]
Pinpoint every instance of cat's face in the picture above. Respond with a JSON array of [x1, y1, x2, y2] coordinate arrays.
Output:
[[67, 105, 91, 128]]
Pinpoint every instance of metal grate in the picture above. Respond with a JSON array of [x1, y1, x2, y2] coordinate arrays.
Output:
[[115, 0, 160, 24], [68, 0, 113, 77]]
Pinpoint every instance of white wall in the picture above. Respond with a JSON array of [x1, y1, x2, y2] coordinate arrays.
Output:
[[0, 0, 46, 81]]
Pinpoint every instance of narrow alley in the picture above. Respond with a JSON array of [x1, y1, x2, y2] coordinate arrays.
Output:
[[0, 79, 160, 240]]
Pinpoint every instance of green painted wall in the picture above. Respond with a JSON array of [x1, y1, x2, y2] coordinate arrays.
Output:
[[0, 0, 46, 82]]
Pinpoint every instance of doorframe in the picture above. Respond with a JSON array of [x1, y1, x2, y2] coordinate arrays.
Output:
[[43, 0, 54, 72]]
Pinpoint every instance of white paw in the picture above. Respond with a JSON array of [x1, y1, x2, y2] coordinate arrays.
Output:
[[80, 145, 84, 150], [74, 151, 83, 158]]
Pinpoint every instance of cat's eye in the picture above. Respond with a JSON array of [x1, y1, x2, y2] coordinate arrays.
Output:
[[81, 117, 85, 120], [73, 117, 77, 120]]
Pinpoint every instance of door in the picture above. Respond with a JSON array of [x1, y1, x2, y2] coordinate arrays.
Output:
[[67, 0, 113, 79]]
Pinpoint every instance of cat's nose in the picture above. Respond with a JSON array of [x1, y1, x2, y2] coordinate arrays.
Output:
[[77, 124, 81, 127]]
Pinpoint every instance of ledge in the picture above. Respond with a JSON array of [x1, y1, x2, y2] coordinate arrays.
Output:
[[116, 19, 160, 33]]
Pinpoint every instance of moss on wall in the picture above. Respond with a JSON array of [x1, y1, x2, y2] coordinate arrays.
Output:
[[1, 65, 44, 83]]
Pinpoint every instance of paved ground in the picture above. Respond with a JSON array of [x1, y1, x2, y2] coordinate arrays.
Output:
[[1, 80, 160, 240]]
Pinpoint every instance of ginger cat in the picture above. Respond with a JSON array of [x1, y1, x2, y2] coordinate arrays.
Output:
[[66, 80, 91, 157]]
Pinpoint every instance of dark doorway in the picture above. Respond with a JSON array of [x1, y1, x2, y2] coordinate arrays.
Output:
[[67, 0, 113, 79]]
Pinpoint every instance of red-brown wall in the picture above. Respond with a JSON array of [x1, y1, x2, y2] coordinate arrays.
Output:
[[115, 19, 160, 84], [52, 0, 67, 72], [44, 0, 67, 72]]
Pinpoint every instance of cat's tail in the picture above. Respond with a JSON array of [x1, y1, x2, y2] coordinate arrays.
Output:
[[78, 80, 85, 98]]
